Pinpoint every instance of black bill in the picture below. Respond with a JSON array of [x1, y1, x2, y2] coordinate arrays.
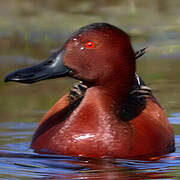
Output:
[[4, 50, 70, 84]]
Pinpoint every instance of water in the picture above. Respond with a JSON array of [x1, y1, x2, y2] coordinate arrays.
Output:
[[1, 0, 180, 179]]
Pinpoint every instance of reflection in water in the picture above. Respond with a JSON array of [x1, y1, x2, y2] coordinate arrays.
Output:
[[1, 0, 180, 179], [0, 149, 179, 179]]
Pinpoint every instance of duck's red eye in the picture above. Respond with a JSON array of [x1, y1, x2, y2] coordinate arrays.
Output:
[[85, 41, 95, 49]]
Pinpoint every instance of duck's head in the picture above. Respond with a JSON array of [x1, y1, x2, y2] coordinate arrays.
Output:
[[5, 23, 135, 88]]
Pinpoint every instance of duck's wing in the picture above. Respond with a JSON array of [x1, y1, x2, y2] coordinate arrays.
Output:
[[119, 72, 163, 121], [31, 93, 82, 144], [135, 47, 147, 59], [119, 73, 151, 121]]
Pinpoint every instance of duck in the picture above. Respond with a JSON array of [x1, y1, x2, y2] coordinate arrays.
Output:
[[4, 23, 175, 158]]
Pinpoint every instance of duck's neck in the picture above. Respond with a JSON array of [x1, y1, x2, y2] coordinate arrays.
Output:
[[86, 74, 134, 109], [79, 58, 135, 121], [88, 55, 135, 105]]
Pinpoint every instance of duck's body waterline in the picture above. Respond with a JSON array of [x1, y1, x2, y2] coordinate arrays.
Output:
[[5, 23, 175, 158]]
